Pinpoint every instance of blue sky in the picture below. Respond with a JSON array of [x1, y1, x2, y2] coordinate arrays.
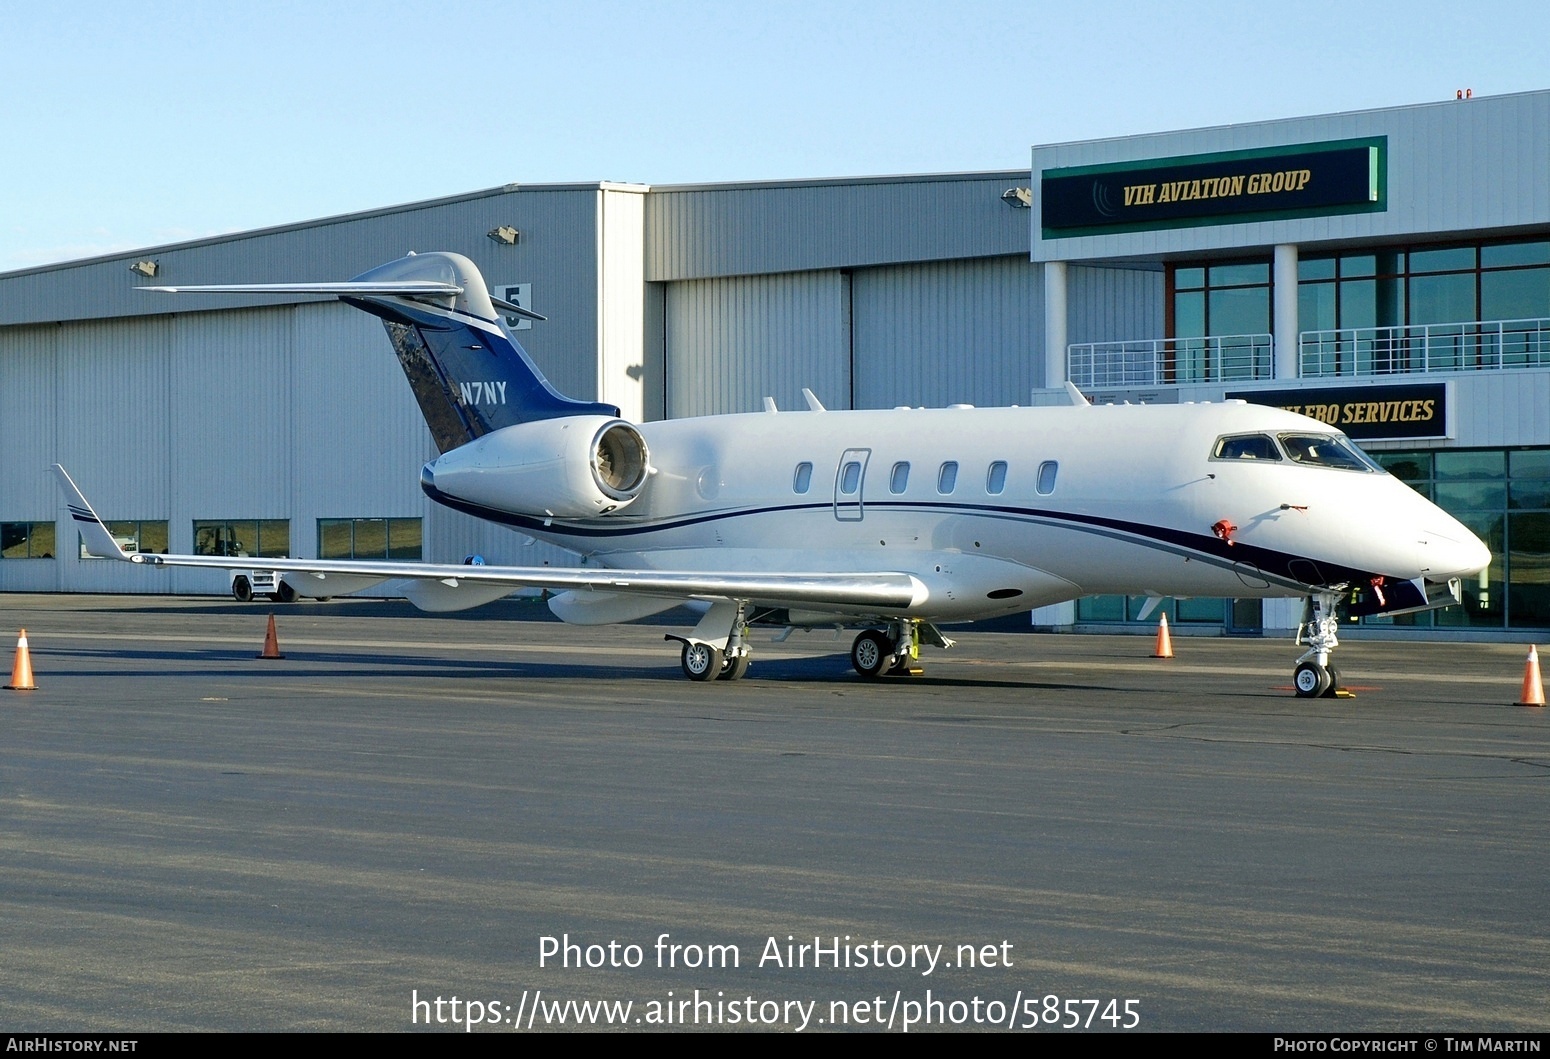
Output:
[[2, 0, 1545, 272]]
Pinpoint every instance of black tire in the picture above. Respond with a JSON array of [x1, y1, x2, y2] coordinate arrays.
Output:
[[1322, 666, 1342, 698], [719, 650, 751, 681], [1294, 661, 1331, 698], [231, 576, 253, 603], [681, 641, 723, 682], [275, 581, 297, 604], [887, 653, 915, 675], [851, 630, 895, 679]]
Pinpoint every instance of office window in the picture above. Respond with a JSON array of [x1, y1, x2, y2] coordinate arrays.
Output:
[[1, 522, 56, 559], [193, 520, 289, 558], [319, 518, 422, 560]]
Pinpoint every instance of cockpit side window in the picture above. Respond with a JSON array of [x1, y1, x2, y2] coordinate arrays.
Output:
[[1212, 434, 1282, 461], [1278, 433, 1379, 472]]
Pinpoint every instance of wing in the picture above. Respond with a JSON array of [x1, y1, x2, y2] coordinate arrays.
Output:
[[54, 466, 926, 614]]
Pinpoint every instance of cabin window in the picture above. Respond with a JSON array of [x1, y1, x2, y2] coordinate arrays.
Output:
[[839, 461, 862, 495], [986, 461, 1008, 495], [1036, 461, 1058, 496], [1212, 434, 1282, 461], [1279, 434, 1379, 472], [890, 462, 910, 494], [793, 462, 813, 493], [937, 461, 958, 494]]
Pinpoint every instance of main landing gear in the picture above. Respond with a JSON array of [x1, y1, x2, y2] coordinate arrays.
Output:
[[668, 600, 753, 682], [850, 620, 947, 678], [1292, 590, 1345, 698]]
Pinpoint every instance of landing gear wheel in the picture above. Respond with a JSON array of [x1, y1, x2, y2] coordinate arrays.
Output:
[[1294, 661, 1332, 698], [231, 576, 253, 603], [1322, 666, 1342, 698], [681, 642, 724, 682], [887, 654, 915, 676], [851, 630, 895, 679], [719, 651, 751, 681]]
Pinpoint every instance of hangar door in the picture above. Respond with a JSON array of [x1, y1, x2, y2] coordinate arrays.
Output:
[[664, 270, 851, 418]]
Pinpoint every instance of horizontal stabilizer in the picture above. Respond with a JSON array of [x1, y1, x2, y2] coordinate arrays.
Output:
[[140, 281, 463, 297]]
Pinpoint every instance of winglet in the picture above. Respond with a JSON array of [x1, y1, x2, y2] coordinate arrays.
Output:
[[51, 465, 129, 561], [1064, 381, 1090, 407]]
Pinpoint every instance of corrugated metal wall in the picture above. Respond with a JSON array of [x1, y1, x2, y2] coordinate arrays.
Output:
[[665, 271, 851, 417], [851, 256, 1042, 409], [1066, 264, 1165, 347]]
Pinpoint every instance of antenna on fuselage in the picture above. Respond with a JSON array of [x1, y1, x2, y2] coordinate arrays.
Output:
[[1064, 382, 1090, 407]]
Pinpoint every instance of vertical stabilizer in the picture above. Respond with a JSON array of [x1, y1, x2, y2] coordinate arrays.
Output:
[[343, 253, 618, 453]]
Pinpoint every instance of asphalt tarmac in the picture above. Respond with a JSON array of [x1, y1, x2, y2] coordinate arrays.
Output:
[[1, 594, 1546, 1033]]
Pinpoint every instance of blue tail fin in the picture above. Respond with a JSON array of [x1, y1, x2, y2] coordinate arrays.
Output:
[[343, 252, 617, 453]]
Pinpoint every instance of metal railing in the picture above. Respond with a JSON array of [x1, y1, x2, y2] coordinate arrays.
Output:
[[1067, 334, 1273, 389], [1299, 318, 1550, 377]]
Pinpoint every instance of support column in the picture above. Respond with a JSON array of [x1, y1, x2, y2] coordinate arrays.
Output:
[[1043, 260, 1068, 388], [1273, 244, 1298, 380]]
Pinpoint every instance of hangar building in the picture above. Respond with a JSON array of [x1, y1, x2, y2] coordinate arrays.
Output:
[[2, 90, 1546, 638]]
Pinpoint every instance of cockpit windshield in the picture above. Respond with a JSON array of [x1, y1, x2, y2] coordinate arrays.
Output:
[[1278, 433, 1380, 472], [1212, 434, 1281, 461]]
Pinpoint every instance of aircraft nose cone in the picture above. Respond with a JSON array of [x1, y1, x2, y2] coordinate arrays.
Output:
[[1422, 525, 1491, 579]]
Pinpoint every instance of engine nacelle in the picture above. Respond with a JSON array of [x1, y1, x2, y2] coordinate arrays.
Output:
[[425, 415, 650, 519]]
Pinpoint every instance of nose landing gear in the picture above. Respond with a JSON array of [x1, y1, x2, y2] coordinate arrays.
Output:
[[1293, 591, 1347, 698]]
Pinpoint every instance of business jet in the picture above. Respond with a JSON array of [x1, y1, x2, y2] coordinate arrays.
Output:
[[55, 251, 1489, 696]]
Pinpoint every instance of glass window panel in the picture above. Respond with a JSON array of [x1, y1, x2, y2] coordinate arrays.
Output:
[[319, 520, 353, 559], [1298, 282, 1336, 333], [1298, 257, 1336, 281], [30, 522, 55, 558], [1435, 451, 1505, 479], [1036, 461, 1058, 495], [839, 461, 861, 494], [1409, 273, 1477, 325], [936, 462, 958, 494], [1077, 595, 1124, 621], [1510, 450, 1550, 479], [387, 518, 422, 560], [1482, 241, 1550, 268], [1175, 596, 1222, 623], [889, 462, 909, 494], [1173, 290, 1205, 338], [1409, 246, 1477, 273], [793, 462, 812, 494], [1508, 512, 1550, 625], [1373, 452, 1431, 482], [1435, 482, 1506, 511], [1510, 481, 1550, 509], [1340, 253, 1376, 278], [257, 520, 290, 558], [1174, 267, 1204, 290], [353, 519, 389, 559], [1, 524, 27, 558], [1208, 285, 1269, 336], [1436, 513, 1504, 628], [138, 521, 168, 554], [1339, 279, 1375, 328], [1481, 268, 1550, 321], [1208, 262, 1268, 286]]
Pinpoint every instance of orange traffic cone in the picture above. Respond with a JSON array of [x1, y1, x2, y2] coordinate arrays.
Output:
[[257, 613, 285, 660], [1152, 613, 1174, 658], [6, 629, 36, 690], [1516, 645, 1544, 707]]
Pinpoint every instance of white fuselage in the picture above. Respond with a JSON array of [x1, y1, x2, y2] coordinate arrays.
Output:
[[423, 399, 1490, 624]]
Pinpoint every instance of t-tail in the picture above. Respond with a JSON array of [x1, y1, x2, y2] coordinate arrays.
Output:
[[142, 251, 617, 453]]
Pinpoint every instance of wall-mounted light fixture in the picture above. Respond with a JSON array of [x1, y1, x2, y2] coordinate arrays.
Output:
[[487, 226, 520, 245], [1001, 187, 1032, 209], [129, 260, 159, 278]]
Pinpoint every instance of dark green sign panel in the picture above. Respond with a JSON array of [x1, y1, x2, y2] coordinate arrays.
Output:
[[1225, 381, 1446, 441], [1041, 138, 1385, 237]]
